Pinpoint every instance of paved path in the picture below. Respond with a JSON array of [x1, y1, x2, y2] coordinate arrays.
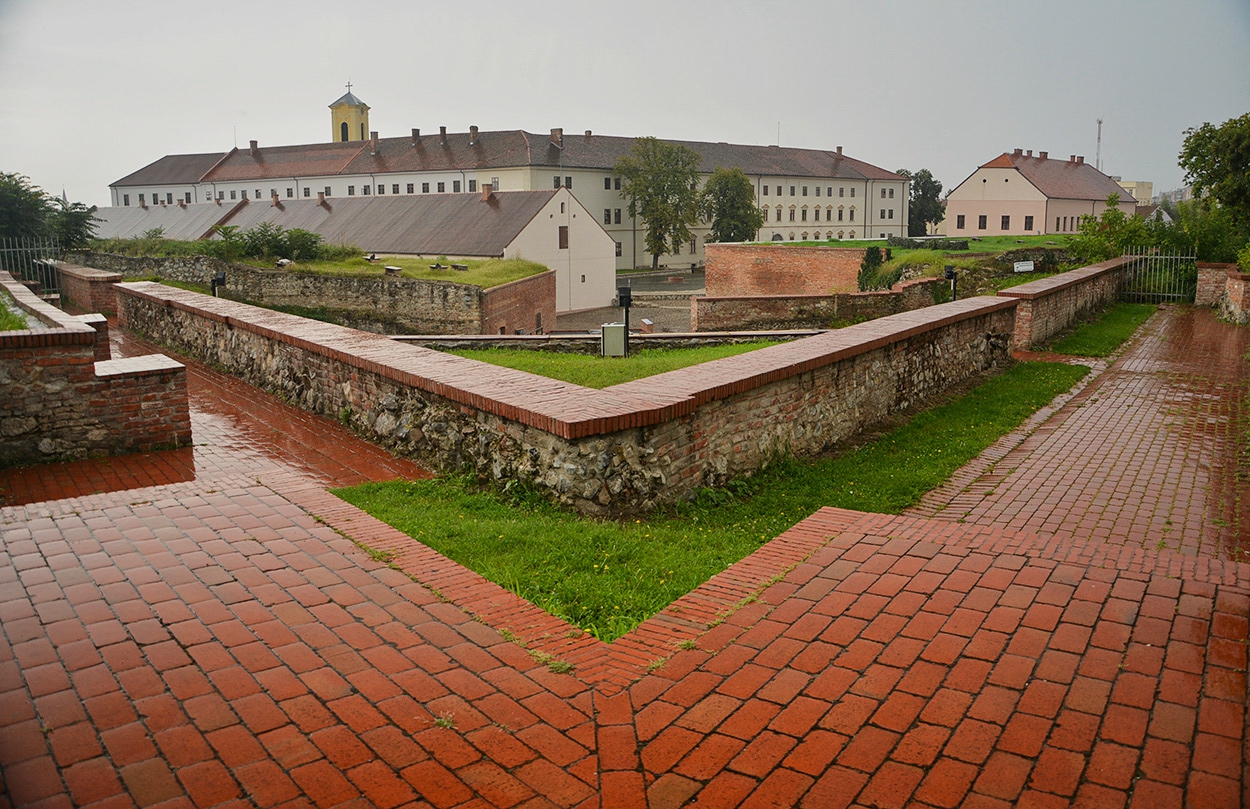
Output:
[[1, 306, 1248, 808]]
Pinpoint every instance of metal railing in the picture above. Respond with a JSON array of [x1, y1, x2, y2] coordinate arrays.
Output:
[[0, 236, 62, 297], [1120, 247, 1197, 304]]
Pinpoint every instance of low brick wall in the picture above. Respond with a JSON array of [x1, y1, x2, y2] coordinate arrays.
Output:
[[480, 271, 557, 335], [692, 277, 942, 331], [68, 251, 554, 336], [0, 272, 190, 467], [1218, 267, 1250, 325], [705, 243, 865, 297], [1198, 263, 1238, 308], [118, 281, 1016, 516], [57, 262, 123, 315], [399, 332, 812, 355], [997, 257, 1132, 349]]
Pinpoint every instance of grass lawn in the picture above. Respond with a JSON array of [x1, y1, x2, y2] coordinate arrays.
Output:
[[1049, 303, 1157, 357], [335, 360, 1089, 642], [0, 289, 29, 331], [447, 342, 784, 389], [246, 256, 547, 289]]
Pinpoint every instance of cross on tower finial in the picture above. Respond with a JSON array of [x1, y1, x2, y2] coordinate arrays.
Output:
[[345, 80, 352, 94]]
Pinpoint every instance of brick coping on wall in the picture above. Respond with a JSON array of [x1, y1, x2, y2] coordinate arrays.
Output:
[[0, 271, 99, 346], [55, 262, 124, 283], [118, 281, 1018, 440], [996, 256, 1133, 300]]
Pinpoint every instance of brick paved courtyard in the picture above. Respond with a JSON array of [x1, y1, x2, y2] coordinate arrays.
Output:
[[1, 306, 1247, 808]]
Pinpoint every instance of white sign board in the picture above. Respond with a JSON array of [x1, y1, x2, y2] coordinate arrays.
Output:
[[1014, 260, 1035, 273]]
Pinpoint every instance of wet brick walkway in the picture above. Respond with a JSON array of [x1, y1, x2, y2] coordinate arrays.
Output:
[[1, 306, 1248, 808]]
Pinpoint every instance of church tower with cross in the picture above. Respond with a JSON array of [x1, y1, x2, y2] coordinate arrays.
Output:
[[329, 83, 370, 143]]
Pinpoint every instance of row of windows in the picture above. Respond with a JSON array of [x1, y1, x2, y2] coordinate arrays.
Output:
[[123, 179, 495, 206], [762, 185, 860, 198], [763, 206, 857, 223], [954, 214, 1035, 231], [770, 231, 859, 241]]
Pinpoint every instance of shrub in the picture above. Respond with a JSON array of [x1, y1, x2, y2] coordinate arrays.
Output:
[[858, 246, 883, 290], [887, 235, 970, 250]]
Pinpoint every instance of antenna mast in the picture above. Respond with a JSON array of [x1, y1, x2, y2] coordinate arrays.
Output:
[[1096, 118, 1103, 172]]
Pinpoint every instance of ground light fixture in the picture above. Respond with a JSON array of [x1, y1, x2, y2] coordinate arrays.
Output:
[[211, 270, 227, 297], [945, 264, 957, 301], [617, 284, 632, 356]]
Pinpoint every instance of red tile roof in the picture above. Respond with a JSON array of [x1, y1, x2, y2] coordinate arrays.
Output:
[[109, 153, 227, 188], [982, 152, 1128, 202], [116, 131, 904, 187]]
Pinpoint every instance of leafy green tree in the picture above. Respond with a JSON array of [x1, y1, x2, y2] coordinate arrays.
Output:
[[701, 167, 764, 243], [614, 137, 702, 269], [1148, 199, 1246, 262], [895, 168, 943, 236], [1069, 194, 1150, 264], [1179, 113, 1250, 226], [47, 198, 100, 249], [0, 172, 51, 240]]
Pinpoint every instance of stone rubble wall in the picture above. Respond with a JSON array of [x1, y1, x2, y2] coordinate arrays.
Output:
[[0, 272, 190, 467], [1196, 263, 1235, 308], [997, 257, 1133, 349], [117, 280, 1016, 516], [1217, 268, 1250, 325], [692, 278, 942, 331]]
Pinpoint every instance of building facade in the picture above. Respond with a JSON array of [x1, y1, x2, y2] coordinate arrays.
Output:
[[945, 149, 1136, 237], [110, 93, 910, 270]]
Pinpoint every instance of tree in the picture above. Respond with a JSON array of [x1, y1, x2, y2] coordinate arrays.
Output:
[[1068, 194, 1150, 264], [701, 167, 764, 243], [1148, 198, 1246, 263], [0, 172, 51, 240], [1179, 113, 1250, 226], [0, 172, 98, 246], [614, 137, 702, 269], [895, 168, 943, 236]]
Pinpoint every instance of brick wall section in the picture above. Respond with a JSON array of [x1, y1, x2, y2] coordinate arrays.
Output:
[[1218, 268, 1250, 325], [704, 244, 866, 297], [1197, 263, 1238, 307], [69, 251, 552, 336], [401, 332, 810, 355], [118, 281, 1016, 516], [996, 256, 1132, 349], [57, 262, 123, 315], [692, 277, 942, 331], [0, 272, 190, 466], [480, 270, 557, 335]]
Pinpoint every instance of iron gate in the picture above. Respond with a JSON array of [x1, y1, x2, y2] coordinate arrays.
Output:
[[1119, 248, 1197, 304], [0, 236, 62, 298]]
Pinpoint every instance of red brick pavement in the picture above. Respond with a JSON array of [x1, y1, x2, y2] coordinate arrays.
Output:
[[1, 307, 1248, 808]]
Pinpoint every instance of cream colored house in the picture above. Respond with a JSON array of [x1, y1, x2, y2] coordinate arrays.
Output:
[[1116, 180, 1153, 206], [945, 149, 1136, 237], [110, 92, 910, 270]]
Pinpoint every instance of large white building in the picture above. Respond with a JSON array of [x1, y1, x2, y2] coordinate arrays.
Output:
[[110, 92, 911, 270]]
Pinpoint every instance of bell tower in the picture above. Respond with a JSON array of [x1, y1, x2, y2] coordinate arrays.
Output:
[[329, 83, 370, 143]]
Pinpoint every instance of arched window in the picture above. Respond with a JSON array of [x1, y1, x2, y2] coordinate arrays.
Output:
[[801, 232, 809, 240], [837, 231, 845, 240], [340, 122, 349, 142]]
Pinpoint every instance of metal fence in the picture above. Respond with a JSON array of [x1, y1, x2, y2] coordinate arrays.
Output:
[[1119, 247, 1197, 304], [0, 236, 62, 297]]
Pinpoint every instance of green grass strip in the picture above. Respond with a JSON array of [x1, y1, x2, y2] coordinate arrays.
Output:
[[1049, 303, 1156, 357], [448, 342, 783, 389], [335, 361, 1089, 641], [0, 289, 29, 331]]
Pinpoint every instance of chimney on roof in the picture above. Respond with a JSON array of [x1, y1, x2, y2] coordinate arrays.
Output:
[[317, 191, 328, 208], [370, 131, 378, 154], [469, 125, 478, 144], [213, 197, 221, 206], [1013, 148, 1023, 156], [550, 128, 563, 148], [249, 140, 258, 156], [584, 130, 592, 138], [481, 182, 494, 202], [271, 192, 281, 208], [439, 126, 447, 145], [835, 146, 843, 156], [1039, 151, 1048, 160], [411, 128, 420, 146], [177, 199, 185, 208], [1076, 155, 1085, 164], [1027, 149, 1033, 157], [1070, 154, 1076, 163]]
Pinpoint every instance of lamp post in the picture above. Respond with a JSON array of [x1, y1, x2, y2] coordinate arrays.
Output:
[[617, 284, 632, 357]]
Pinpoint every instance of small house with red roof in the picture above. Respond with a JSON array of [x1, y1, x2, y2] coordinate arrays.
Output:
[[944, 149, 1136, 237]]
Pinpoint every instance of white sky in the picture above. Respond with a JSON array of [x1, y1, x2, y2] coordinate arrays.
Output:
[[1, 0, 1247, 208]]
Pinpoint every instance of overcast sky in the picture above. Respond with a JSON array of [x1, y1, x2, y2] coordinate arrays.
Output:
[[2, 0, 1247, 209]]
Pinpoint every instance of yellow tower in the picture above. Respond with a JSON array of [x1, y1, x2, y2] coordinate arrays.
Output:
[[329, 83, 370, 143]]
